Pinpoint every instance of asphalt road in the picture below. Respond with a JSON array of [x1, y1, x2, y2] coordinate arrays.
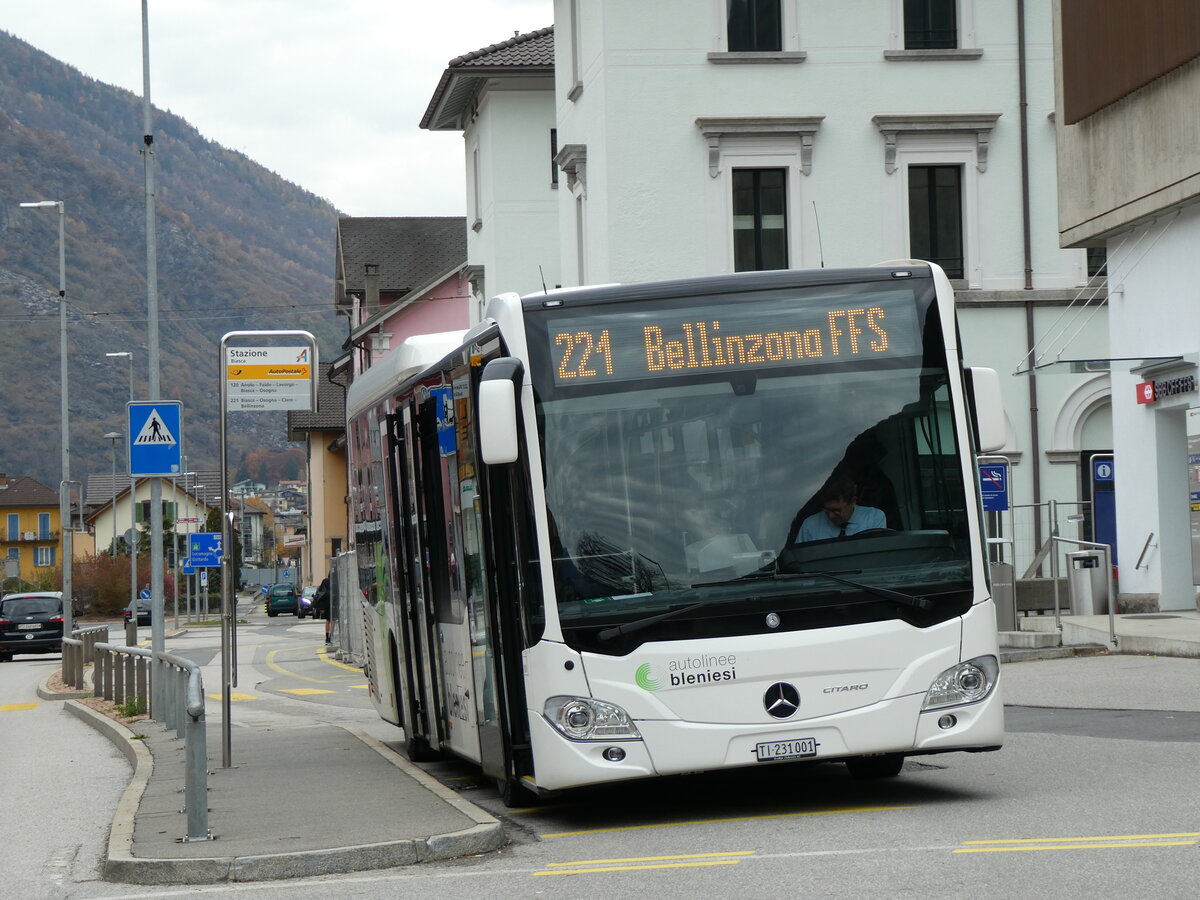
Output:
[[6, 626, 1200, 898]]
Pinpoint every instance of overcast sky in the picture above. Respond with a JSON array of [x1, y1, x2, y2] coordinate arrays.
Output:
[[1, 0, 553, 216]]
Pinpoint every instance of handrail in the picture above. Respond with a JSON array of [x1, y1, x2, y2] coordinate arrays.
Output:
[[1050, 536, 1117, 648], [93, 641, 211, 842]]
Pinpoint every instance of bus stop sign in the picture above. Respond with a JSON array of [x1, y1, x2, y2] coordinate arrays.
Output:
[[979, 462, 1009, 512]]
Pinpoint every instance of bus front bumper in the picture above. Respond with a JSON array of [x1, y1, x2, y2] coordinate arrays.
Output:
[[527, 686, 1003, 792]]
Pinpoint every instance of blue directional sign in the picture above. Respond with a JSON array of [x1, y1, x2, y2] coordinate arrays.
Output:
[[188, 532, 223, 568], [127, 401, 183, 476], [978, 462, 1010, 512], [139, 588, 152, 600]]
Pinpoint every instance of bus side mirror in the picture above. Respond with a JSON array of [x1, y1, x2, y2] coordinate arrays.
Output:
[[966, 366, 1006, 453], [478, 357, 524, 464]]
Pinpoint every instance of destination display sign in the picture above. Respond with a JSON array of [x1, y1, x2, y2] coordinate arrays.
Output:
[[225, 346, 313, 411], [548, 290, 923, 386]]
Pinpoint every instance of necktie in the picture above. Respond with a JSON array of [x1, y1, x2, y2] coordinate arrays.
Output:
[[838, 524, 847, 537]]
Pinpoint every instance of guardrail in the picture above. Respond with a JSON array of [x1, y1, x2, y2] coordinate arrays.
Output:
[[61, 625, 109, 689], [94, 642, 211, 842]]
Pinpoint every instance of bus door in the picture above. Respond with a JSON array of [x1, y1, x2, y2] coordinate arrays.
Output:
[[383, 408, 439, 758], [416, 386, 481, 763]]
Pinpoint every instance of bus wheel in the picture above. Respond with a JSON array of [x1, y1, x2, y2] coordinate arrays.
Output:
[[495, 776, 537, 809], [845, 754, 904, 778], [404, 734, 442, 763]]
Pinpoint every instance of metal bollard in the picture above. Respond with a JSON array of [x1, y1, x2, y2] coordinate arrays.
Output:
[[93, 646, 106, 698], [113, 653, 126, 706], [102, 649, 114, 701], [136, 658, 148, 712]]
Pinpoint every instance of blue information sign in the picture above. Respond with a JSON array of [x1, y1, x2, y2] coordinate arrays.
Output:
[[127, 401, 183, 476], [1093, 458, 1114, 482], [188, 532, 223, 568], [139, 588, 151, 600], [978, 462, 1009, 512]]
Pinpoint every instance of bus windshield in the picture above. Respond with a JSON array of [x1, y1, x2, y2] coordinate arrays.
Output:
[[526, 277, 975, 655]]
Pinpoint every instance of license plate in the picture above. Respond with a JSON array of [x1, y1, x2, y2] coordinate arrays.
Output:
[[755, 737, 818, 762], [17, 623, 41, 631]]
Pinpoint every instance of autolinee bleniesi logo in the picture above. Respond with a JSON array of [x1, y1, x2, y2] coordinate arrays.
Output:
[[635, 654, 738, 691], [635, 663, 664, 691]]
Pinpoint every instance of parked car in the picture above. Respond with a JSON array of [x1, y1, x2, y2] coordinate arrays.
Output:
[[264, 583, 298, 617], [124, 597, 152, 626], [298, 584, 317, 619], [0, 591, 65, 662]]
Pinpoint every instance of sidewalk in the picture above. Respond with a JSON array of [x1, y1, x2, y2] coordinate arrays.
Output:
[[1000, 609, 1200, 662], [42, 626, 503, 885]]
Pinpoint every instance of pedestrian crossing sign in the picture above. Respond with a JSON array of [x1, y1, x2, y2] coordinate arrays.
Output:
[[127, 401, 183, 476]]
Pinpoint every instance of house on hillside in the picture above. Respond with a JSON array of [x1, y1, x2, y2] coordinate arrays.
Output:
[[0, 474, 61, 589], [417, 5, 1114, 584]]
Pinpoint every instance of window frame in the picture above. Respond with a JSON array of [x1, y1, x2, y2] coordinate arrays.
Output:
[[885, 0, 980, 60], [38, 512, 50, 540], [907, 163, 966, 280], [732, 167, 790, 272], [709, 0, 806, 63], [34, 546, 55, 568]]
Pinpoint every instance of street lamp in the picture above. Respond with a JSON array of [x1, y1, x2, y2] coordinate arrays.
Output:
[[106, 352, 136, 615], [19, 199, 72, 634], [104, 432, 121, 555]]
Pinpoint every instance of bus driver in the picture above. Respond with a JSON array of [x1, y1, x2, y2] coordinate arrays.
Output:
[[794, 475, 886, 543]]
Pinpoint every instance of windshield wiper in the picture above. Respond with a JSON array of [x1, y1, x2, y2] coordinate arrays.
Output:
[[695, 568, 932, 611], [796, 569, 933, 611], [596, 597, 726, 642]]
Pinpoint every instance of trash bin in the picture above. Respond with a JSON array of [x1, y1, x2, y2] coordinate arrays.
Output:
[[1066, 550, 1109, 614], [990, 561, 1016, 631]]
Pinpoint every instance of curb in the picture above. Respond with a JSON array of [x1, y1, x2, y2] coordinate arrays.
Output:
[[38, 670, 92, 700], [64, 699, 506, 884]]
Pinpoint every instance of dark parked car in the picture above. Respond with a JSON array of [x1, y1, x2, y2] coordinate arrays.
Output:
[[0, 592, 65, 662], [264, 583, 298, 617], [310, 577, 330, 620], [124, 597, 152, 626]]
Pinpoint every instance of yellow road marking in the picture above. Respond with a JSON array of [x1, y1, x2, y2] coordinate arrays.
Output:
[[0, 702, 39, 711], [957, 833, 1200, 854], [541, 805, 912, 838], [534, 852, 752, 876], [963, 832, 1200, 844], [280, 688, 336, 695], [206, 692, 256, 702], [956, 841, 1196, 854], [349, 684, 369, 690], [265, 648, 327, 683], [316, 646, 362, 673]]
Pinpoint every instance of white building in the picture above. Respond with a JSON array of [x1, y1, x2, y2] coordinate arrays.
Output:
[[424, 2, 1115, 585], [1054, 0, 1200, 612]]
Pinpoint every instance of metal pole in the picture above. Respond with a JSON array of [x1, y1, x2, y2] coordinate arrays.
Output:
[[141, 0, 166, 730], [19, 200, 72, 633], [107, 434, 120, 555]]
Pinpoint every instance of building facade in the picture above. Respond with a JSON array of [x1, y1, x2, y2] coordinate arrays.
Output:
[[0, 474, 61, 589], [1054, 0, 1200, 611], [423, 2, 1115, 582]]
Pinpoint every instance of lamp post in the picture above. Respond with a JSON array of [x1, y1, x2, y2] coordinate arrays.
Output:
[[104, 432, 121, 555], [19, 199, 72, 634], [106, 352, 137, 619]]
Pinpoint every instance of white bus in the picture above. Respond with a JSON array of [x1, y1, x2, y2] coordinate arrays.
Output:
[[345, 264, 1006, 804]]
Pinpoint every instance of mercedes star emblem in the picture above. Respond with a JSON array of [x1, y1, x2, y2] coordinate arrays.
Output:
[[764, 682, 800, 719]]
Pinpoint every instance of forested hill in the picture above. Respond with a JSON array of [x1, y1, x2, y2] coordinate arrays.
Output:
[[0, 29, 343, 489]]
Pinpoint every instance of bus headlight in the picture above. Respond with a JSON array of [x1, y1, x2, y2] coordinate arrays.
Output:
[[921, 655, 999, 710], [544, 696, 642, 741]]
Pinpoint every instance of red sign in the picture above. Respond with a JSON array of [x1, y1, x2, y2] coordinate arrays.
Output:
[[1136, 381, 1156, 404]]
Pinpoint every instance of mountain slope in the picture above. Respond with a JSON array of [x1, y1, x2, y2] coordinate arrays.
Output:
[[0, 30, 343, 489]]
